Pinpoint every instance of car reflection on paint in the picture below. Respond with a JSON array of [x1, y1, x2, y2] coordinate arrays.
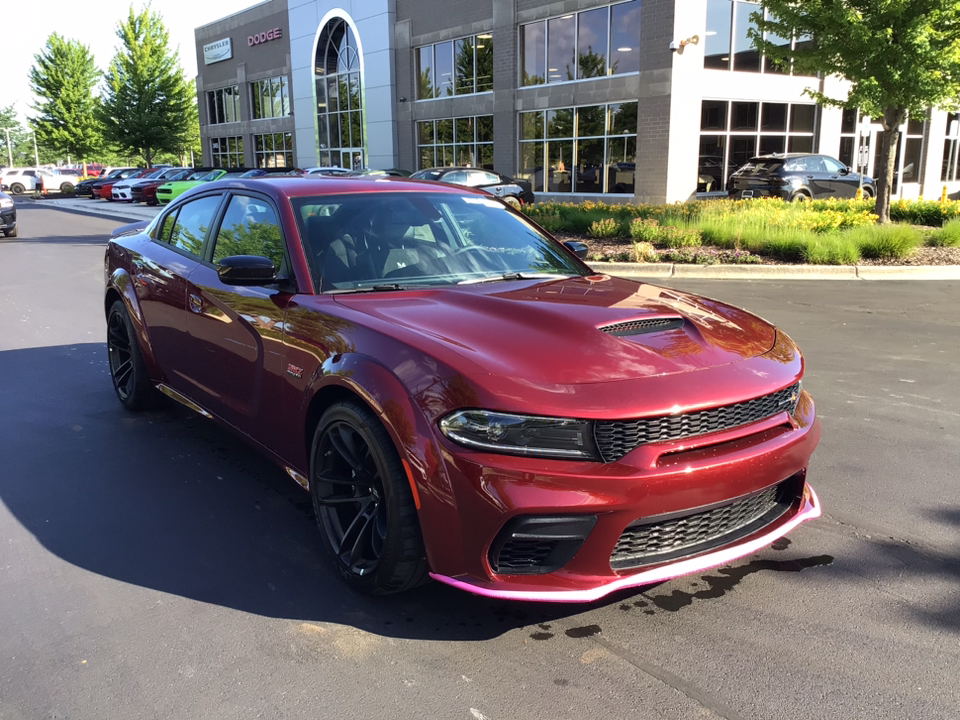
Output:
[[103, 176, 821, 602]]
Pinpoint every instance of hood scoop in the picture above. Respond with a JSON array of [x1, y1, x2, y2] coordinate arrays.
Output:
[[599, 317, 685, 337]]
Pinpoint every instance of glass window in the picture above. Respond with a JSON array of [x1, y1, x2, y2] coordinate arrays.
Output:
[[455, 38, 475, 94], [791, 104, 816, 133], [607, 136, 636, 193], [788, 135, 814, 153], [758, 136, 786, 154], [705, 0, 732, 69], [213, 195, 285, 270], [456, 117, 475, 143], [547, 108, 574, 138], [760, 103, 787, 132], [521, 22, 546, 86], [477, 115, 494, 142], [729, 136, 757, 173], [156, 210, 179, 244], [476, 34, 494, 92], [901, 138, 923, 183], [519, 142, 545, 191], [575, 138, 605, 192], [701, 100, 729, 131], [437, 119, 453, 144], [315, 17, 365, 168], [578, 105, 605, 137], [731, 102, 759, 131], [822, 156, 845, 173], [417, 46, 434, 99], [435, 41, 454, 97], [418, 120, 434, 144], [841, 108, 858, 134], [520, 111, 544, 140], [611, 0, 641, 74], [547, 15, 575, 83], [170, 195, 222, 257], [732, 2, 760, 72], [548, 140, 573, 192], [699, 135, 726, 191], [577, 8, 608, 79], [763, 10, 791, 74]]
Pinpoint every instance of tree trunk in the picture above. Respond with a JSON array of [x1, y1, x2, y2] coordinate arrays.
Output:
[[875, 107, 907, 224]]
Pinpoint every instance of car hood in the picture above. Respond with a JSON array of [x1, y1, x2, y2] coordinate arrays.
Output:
[[334, 276, 777, 384]]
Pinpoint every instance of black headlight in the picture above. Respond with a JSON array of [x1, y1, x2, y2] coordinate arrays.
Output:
[[439, 410, 599, 460]]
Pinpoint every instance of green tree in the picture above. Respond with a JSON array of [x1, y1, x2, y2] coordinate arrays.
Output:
[[752, 1, 960, 223], [0, 106, 34, 166], [28, 33, 102, 162], [98, 5, 195, 167]]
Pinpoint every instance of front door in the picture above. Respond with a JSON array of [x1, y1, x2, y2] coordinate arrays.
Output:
[[179, 192, 293, 441]]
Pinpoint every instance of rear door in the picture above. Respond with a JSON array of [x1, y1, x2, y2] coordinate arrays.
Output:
[[134, 193, 225, 389], [179, 192, 294, 442]]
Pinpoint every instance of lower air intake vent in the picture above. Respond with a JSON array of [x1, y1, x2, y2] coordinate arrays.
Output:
[[490, 515, 598, 574], [610, 477, 800, 570], [600, 317, 684, 337]]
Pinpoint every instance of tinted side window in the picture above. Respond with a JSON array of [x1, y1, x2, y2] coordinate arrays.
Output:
[[155, 209, 179, 244], [212, 195, 285, 271], [822, 157, 845, 173], [169, 195, 222, 257], [24, 171, 36, 177], [442, 171, 468, 184], [806, 157, 827, 172]]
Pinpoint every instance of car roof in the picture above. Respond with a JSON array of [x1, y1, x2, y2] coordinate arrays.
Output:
[[416, 167, 500, 173], [198, 176, 491, 199]]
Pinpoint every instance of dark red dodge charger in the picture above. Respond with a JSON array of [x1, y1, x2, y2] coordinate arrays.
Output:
[[104, 176, 821, 602]]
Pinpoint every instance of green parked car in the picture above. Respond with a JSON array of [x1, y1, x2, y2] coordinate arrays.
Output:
[[155, 169, 227, 205]]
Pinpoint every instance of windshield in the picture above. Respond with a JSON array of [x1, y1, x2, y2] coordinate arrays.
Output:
[[293, 192, 587, 292]]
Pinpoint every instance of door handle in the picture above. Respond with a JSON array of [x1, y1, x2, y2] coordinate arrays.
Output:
[[189, 294, 203, 313]]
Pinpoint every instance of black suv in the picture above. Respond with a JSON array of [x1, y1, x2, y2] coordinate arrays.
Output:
[[1, 189, 17, 237], [729, 153, 875, 201]]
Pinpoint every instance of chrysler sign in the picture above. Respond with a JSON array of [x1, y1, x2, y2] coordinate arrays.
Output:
[[203, 38, 233, 65]]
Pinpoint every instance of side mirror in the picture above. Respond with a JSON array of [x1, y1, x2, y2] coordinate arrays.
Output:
[[841, 166, 851, 175], [564, 241, 589, 260], [217, 255, 279, 286]]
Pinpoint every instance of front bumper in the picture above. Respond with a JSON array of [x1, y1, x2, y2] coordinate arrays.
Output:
[[424, 390, 822, 603], [0, 206, 16, 230]]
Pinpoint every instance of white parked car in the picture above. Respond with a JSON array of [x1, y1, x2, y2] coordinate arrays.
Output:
[[0, 167, 76, 194], [111, 167, 188, 201]]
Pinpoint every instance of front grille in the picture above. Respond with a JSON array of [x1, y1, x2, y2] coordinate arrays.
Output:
[[611, 480, 794, 570], [600, 317, 684, 336], [595, 383, 800, 462]]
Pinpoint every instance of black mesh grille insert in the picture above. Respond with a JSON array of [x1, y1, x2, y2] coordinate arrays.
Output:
[[495, 539, 559, 572], [600, 318, 684, 336], [611, 481, 793, 570], [595, 383, 800, 462]]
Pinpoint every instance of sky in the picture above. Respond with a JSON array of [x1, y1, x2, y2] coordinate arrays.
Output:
[[7, 0, 254, 125]]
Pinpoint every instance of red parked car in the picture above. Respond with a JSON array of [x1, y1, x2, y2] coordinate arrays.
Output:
[[99, 168, 153, 201], [91, 168, 140, 199], [103, 177, 821, 602]]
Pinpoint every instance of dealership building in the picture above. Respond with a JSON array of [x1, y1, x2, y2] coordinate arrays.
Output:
[[194, 0, 960, 203]]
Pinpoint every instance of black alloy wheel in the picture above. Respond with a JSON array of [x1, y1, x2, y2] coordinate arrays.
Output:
[[310, 401, 428, 594], [106, 300, 155, 410]]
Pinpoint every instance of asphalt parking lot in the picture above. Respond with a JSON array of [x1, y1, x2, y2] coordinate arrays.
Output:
[[1, 202, 959, 720]]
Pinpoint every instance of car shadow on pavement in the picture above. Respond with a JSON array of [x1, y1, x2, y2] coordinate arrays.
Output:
[[0, 342, 613, 641], [2, 203, 113, 245]]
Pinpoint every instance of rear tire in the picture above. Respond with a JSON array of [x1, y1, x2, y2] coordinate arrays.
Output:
[[310, 401, 429, 595], [106, 300, 156, 410], [60, 182, 75, 193], [861, 187, 874, 199], [790, 191, 811, 203], [503, 196, 522, 210]]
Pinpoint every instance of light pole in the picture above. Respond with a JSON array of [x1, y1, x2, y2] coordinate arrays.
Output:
[[1, 128, 12, 167], [31, 131, 39, 167]]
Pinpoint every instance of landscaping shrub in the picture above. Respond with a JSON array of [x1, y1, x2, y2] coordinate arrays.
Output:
[[928, 218, 960, 247], [843, 224, 922, 260], [632, 241, 658, 262], [588, 217, 621, 238]]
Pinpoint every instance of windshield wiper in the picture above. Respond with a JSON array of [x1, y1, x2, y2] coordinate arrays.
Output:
[[327, 283, 412, 294], [458, 272, 573, 285]]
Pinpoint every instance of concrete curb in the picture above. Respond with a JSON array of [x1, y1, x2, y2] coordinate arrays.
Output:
[[24, 199, 960, 280], [589, 261, 960, 281]]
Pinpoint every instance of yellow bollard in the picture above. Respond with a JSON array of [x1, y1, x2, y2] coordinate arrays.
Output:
[[855, 187, 863, 200], [942, 185, 949, 203]]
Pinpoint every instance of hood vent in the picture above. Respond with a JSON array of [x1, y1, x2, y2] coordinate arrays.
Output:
[[599, 317, 684, 337]]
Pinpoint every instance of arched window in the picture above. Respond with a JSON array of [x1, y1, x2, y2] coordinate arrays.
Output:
[[315, 18, 365, 169]]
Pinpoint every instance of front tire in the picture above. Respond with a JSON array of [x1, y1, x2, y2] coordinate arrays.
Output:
[[10, 183, 24, 195], [2, 226, 17, 238], [310, 401, 428, 595], [503, 195, 522, 210], [861, 187, 874, 199], [107, 300, 156, 410], [790, 190, 811, 203]]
